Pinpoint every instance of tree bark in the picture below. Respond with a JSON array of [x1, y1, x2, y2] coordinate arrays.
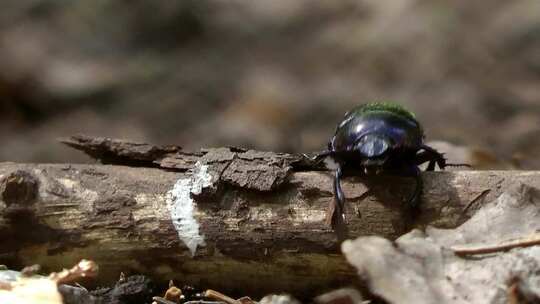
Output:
[[0, 137, 537, 297]]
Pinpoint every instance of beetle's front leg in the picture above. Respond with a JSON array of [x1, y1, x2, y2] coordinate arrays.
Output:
[[405, 164, 422, 208], [303, 150, 332, 165], [417, 145, 446, 171], [417, 145, 471, 170], [303, 142, 333, 165], [415, 151, 438, 171], [333, 164, 346, 222]]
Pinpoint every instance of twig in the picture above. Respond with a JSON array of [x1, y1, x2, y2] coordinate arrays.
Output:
[[184, 301, 227, 304], [49, 259, 98, 285], [461, 189, 490, 215], [152, 296, 178, 304], [204, 289, 241, 304], [452, 233, 540, 256]]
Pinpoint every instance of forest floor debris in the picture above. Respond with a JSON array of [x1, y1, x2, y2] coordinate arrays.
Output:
[[342, 183, 540, 304], [0, 260, 97, 304]]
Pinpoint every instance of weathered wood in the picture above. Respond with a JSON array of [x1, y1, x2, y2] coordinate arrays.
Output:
[[1, 160, 538, 296]]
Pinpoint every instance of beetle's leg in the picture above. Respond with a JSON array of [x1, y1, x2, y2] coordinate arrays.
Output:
[[333, 164, 345, 221], [415, 151, 437, 171], [302, 149, 332, 165], [405, 165, 423, 208], [419, 145, 471, 169], [419, 145, 447, 170]]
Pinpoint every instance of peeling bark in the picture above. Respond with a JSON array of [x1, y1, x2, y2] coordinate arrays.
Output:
[[60, 135, 304, 191], [59, 135, 182, 167]]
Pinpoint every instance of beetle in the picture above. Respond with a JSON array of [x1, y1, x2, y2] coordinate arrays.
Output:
[[307, 102, 466, 225]]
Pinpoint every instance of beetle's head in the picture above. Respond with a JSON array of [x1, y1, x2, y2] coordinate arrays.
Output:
[[356, 133, 392, 168]]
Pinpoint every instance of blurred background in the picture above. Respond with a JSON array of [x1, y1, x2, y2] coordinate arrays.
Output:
[[1, 0, 539, 168]]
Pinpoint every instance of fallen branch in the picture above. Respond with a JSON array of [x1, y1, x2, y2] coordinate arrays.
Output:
[[2, 136, 540, 297]]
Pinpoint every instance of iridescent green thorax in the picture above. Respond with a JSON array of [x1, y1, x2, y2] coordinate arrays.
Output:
[[353, 102, 418, 124]]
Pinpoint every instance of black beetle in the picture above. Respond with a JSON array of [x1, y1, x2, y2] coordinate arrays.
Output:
[[308, 102, 466, 225]]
